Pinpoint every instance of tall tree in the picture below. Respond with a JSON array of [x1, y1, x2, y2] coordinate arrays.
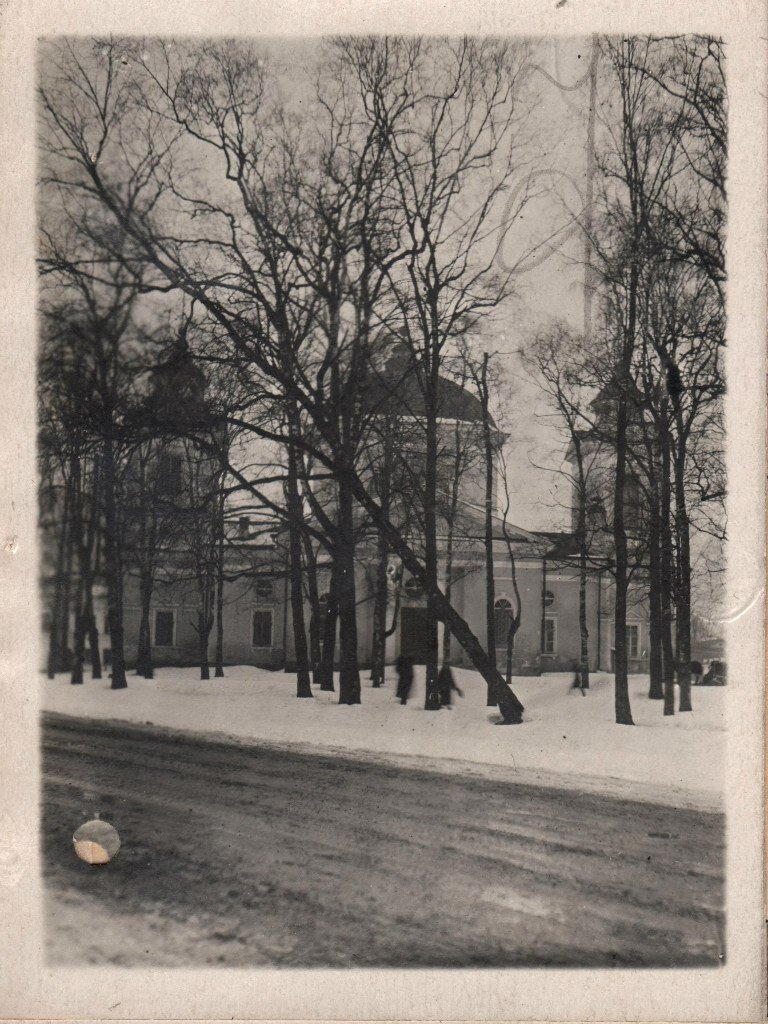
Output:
[[38, 36, 530, 722], [524, 327, 609, 693], [341, 37, 534, 712]]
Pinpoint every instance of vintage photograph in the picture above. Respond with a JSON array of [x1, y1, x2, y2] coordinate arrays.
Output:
[[36, 33, 728, 969]]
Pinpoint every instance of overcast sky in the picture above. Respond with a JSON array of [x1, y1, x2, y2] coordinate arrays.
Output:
[[261, 36, 595, 530], [41, 35, 595, 532], [275, 36, 596, 531]]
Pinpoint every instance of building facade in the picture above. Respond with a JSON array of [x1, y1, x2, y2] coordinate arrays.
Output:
[[41, 344, 651, 678]]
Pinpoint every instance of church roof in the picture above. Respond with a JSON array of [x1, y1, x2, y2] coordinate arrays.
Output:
[[364, 345, 495, 427], [449, 507, 580, 558], [449, 505, 548, 547], [534, 531, 580, 559]]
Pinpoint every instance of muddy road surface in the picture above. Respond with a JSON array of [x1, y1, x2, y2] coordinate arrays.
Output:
[[42, 713, 724, 967]]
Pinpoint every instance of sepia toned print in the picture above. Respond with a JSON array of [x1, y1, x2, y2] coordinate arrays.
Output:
[[36, 31, 728, 971]]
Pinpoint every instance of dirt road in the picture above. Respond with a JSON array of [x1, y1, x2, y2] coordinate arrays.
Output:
[[42, 712, 724, 967]]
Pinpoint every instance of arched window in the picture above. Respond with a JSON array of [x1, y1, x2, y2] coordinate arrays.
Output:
[[494, 597, 513, 642]]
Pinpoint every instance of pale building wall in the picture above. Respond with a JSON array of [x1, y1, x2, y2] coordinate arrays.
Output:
[[452, 558, 604, 673], [120, 570, 286, 670]]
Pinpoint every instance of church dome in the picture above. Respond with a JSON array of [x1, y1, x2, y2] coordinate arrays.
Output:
[[148, 342, 209, 429], [365, 341, 494, 426]]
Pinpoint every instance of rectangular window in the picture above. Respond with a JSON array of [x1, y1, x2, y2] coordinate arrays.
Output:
[[238, 516, 251, 539], [627, 624, 640, 658], [156, 452, 183, 496], [154, 609, 175, 647], [252, 609, 273, 648], [543, 616, 557, 654]]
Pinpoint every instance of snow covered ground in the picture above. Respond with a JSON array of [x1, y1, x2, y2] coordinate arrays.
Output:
[[41, 665, 725, 810]]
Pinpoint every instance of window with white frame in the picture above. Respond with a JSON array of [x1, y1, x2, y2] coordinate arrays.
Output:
[[153, 609, 176, 647], [611, 623, 641, 658], [252, 609, 273, 648], [626, 623, 640, 658], [542, 616, 557, 654]]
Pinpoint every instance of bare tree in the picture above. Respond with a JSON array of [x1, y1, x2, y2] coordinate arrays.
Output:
[[338, 37, 533, 714], [524, 326, 611, 693], [38, 37, 532, 722], [462, 349, 504, 704]]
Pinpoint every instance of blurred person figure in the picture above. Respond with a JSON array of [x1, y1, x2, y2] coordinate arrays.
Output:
[[395, 654, 414, 705], [437, 661, 463, 707], [570, 659, 586, 695]]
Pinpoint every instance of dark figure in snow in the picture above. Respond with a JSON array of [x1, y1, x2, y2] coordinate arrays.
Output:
[[570, 662, 586, 695], [395, 654, 414, 705], [690, 659, 704, 686], [437, 662, 464, 707]]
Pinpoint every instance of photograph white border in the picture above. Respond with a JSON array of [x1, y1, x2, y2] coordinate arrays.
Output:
[[0, 1, 764, 1020]]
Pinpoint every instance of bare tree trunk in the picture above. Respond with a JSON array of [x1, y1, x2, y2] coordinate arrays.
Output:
[[480, 354, 498, 706], [647, 495, 664, 700], [85, 595, 101, 678], [539, 557, 547, 662], [87, 531, 102, 679], [197, 605, 211, 681], [214, 485, 226, 678], [286, 438, 312, 699], [578, 546, 590, 691], [660, 403, 676, 716], [369, 530, 388, 687], [349, 472, 525, 722], [319, 557, 338, 692], [500, 515, 523, 686], [370, 433, 394, 687], [47, 481, 71, 679], [613, 370, 634, 724], [302, 535, 322, 686], [69, 456, 86, 685], [337, 478, 361, 705], [102, 438, 127, 690], [134, 446, 154, 679], [442, 414, 464, 668], [612, 254, 636, 725], [442, 522, 455, 667], [136, 572, 154, 679], [674, 438, 693, 712], [611, 59, 640, 726], [505, 618, 520, 685], [573, 441, 590, 690], [70, 574, 86, 685], [439, 593, 523, 721], [59, 504, 75, 672], [422, 373, 441, 712]]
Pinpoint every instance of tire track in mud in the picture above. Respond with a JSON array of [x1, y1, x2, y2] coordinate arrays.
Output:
[[42, 713, 725, 967]]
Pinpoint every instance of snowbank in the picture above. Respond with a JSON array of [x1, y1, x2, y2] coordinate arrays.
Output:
[[42, 665, 725, 810]]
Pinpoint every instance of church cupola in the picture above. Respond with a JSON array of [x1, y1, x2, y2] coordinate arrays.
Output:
[[148, 335, 209, 430]]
